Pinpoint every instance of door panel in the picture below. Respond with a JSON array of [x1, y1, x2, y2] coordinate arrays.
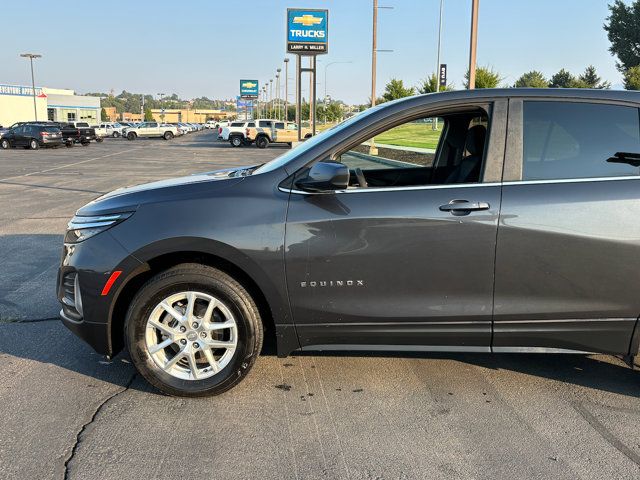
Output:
[[494, 99, 640, 354], [493, 180, 640, 353], [285, 185, 501, 349]]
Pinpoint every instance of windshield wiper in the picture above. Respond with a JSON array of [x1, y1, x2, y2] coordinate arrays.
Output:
[[606, 152, 640, 167]]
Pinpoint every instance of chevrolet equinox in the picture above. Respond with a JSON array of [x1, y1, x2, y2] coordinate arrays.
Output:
[[58, 89, 640, 396]]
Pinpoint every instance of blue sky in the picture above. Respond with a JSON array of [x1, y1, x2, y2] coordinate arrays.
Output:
[[0, 0, 622, 104]]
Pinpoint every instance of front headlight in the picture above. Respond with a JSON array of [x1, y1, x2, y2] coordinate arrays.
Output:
[[65, 212, 133, 243]]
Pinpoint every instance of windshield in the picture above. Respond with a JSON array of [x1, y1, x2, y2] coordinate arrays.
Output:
[[253, 107, 380, 175]]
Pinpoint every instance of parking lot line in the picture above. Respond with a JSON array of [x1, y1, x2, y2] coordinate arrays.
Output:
[[0, 146, 145, 182]]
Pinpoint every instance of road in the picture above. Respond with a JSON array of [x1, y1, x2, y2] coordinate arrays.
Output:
[[0, 131, 639, 480]]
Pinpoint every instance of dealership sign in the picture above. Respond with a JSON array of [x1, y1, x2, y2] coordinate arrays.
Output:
[[0, 84, 44, 97], [287, 9, 328, 54], [239, 80, 259, 99]]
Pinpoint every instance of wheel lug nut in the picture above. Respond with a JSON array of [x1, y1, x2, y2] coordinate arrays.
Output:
[[193, 343, 200, 349], [180, 326, 186, 332], [200, 332, 207, 338], [192, 322, 199, 329], [180, 339, 187, 345]]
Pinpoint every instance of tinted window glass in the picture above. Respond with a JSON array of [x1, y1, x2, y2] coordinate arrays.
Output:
[[247, 122, 255, 127], [275, 122, 285, 129], [230, 122, 243, 127], [258, 121, 271, 127], [523, 102, 640, 180]]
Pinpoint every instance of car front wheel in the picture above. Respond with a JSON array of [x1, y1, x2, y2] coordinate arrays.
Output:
[[125, 264, 263, 397], [0, 139, 10, 149], [127, 132, 136, 140], [113, 132, 120, 138], [255, 136, 269, 149]]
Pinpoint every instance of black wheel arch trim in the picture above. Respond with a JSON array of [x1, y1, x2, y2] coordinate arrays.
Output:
[[107, 236, 298, 357]]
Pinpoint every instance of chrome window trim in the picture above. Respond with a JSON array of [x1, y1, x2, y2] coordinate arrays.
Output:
[[280, 182, 502, 196], [503, 175, 640, 186]]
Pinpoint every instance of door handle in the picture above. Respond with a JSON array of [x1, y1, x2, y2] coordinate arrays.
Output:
[[439, 199, 490, 216]]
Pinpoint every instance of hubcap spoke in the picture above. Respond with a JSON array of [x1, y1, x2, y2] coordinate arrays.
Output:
[[163, 349, 186, 371], [160, 301, 185, 323], [205, 320, 235, 331], [147, 318, 175, 338], [148, 337, 174, 354], [202, 348, 220, 373], [187, 352, 199, 380], [205, 339, 235, 349]]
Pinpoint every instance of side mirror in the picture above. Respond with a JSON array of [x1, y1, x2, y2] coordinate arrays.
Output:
[[296, 161, 349, 193]]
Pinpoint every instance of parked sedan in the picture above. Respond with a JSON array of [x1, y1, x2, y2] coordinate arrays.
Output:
[[1, 124, 63, 149], [58, 89, 640, 397]]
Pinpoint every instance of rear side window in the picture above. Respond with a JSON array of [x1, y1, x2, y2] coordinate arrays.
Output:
[[247, 122, 255, 128], [275, 122, 285, 129], [230, 122, 243, 127], [258, 120, 271, 127], [523, 102, 640, 181]]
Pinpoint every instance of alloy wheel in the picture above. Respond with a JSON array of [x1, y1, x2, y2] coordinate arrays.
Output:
[[145, 291, 238, 380]]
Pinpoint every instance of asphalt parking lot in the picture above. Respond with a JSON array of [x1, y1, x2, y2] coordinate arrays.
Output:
[[0, 131, 639, 480]]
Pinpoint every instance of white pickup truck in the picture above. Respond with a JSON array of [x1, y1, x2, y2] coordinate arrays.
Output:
[[220, 120, 255, 146], [124, 122, 178, 140]]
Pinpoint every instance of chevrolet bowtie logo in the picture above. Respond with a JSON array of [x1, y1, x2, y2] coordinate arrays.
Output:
[[242, 82, 257, 88], [293, 14, 322, 27]]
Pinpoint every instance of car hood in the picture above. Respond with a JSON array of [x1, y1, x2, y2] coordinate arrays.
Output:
[[76, 166, 256, 216]]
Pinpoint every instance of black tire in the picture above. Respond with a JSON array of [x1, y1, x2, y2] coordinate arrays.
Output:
[[113, 132, 120, 138], [96, 137, 104, 143], [65, 142, 74, 148], [163, 131, 174, 140], [0, 139, 10, 149], [81, 142, 90, 147], [255, 136, 269, 149], [29, 139, 39, 150], [304, 133, 313, 139], [230, 135, 243, 147], [127, 132, 136, 140], [125, 264, 263, 397]]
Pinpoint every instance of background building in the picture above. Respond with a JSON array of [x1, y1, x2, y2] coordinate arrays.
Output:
[[0, 83, 100, 126], [150, 108, 233, 123]]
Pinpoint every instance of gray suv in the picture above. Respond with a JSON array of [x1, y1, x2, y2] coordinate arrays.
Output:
[[58, 89, 640, 396]]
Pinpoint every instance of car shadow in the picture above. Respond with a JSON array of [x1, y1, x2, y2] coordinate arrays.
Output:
[[293, 349, 640, 398]]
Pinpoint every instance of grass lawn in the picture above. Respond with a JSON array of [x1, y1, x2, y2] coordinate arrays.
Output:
[[312, 121, 443, 150], [375, 122, 442, 150]]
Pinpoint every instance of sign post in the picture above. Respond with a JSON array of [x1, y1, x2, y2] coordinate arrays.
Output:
[[287, 8, 328, 141], [239, 80, 259, 121]]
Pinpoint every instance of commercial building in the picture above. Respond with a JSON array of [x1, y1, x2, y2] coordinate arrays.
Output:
[[150, 108, 234, 123], [0, 83, 100, 127]]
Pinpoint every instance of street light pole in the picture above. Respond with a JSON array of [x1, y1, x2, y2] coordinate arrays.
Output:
[[370, 0, 378, 154], [324, 61, 353, 124], [284, 58, 290, 121], [20, 53, 42, 121], [276, 68, 281, 120], [157, 92, 165, 122], [269, 79, 273, 119], [468, 0, 479, 89]]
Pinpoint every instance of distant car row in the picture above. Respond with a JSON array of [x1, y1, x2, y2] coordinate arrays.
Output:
[[217, 119, 313, 148], [0, 121, 98, 150]]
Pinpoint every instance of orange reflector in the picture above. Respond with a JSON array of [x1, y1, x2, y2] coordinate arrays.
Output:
[[101, 271, 122, 296]]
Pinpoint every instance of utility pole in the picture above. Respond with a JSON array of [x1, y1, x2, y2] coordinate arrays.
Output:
[[433, 0, 444, 130], [284, 58, 289, 121], [20, 53, 42, 121], [468, 0, 479, 89], [370, 0, 378, 155]]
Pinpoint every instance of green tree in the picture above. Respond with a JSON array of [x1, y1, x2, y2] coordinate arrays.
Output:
[[144, 107, 153, 121], [578, 65, 611, 89], [604, 0, 640, 72], [514, 71, 549, 88], [549, 69, 574, 88], [381, 78, 415, 102], [417, 73, 454, 94], [464, 66, 502, 89], [100, 108, 109, 121], [623, 65, 640, 89]]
